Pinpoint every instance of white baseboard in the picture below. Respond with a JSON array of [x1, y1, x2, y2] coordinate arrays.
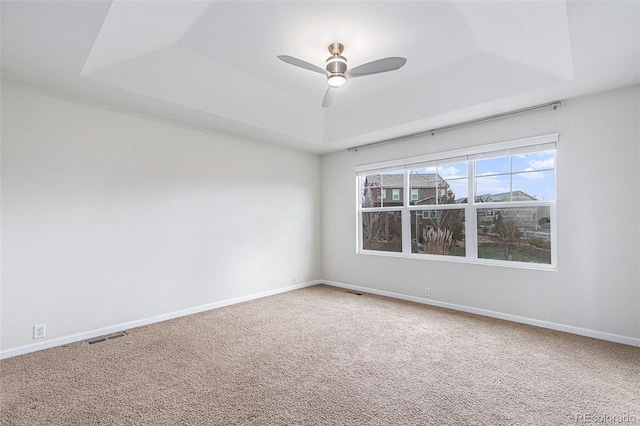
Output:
[[322, 280, 640, 348], [2, 278, 637, 359], [0, 280, 321, 360]]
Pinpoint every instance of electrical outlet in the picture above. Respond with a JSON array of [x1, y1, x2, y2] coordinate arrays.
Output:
[[293, 275, 298, 284], [33, 324, 46, 339], [424, 288, 431, 297], [293, 221, 298, 230]]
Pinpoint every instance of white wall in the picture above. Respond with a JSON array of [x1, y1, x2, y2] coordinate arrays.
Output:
[[0, 81, 322, 354], [322, 85, 640, 343], [2, 81, 638, 356]]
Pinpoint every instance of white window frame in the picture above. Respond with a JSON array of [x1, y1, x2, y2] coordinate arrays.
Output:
[[411, 189, 419, 201], [355, 133, 558, 270]]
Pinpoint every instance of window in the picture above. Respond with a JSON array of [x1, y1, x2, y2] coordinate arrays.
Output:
[[421, 210, 441, 219], [356, 134, 557, 269]]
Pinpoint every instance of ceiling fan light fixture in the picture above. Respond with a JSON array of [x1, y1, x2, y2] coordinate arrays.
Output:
[[327, 74, 346, 87], [326, 53, 347, 87], [277, 41, 406, 107]]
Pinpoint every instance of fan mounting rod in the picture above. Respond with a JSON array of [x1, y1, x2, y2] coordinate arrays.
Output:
[[328, 42, 344, 55], [326, 42, 347, 87]]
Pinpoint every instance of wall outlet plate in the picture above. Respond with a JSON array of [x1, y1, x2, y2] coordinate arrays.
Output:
[[424, 288, 431, 297], [33, 324, 46, 339]]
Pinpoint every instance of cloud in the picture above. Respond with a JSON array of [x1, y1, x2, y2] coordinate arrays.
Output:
[[519, 169, 547, 179], [528, 157, 554, 169], [438, 166, 463, 179], [476, 175, 510, 195]]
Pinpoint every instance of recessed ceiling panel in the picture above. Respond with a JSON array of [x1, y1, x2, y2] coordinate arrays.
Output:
[[84, 45, 325, 144], [454, 1, 574, 80], [82, 1, 210, 75]]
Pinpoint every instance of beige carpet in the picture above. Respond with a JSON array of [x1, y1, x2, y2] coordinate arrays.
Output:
[[1, 284, 639, 425]]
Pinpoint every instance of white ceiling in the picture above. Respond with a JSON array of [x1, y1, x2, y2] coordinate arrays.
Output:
[[2, 1, 638, 154]]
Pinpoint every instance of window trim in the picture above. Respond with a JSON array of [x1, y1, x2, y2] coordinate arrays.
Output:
[[355, 133, 558, 270], [355, 133, 558, 176]]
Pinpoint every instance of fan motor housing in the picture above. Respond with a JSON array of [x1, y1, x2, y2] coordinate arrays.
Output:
[[326, 54, 347, 75]]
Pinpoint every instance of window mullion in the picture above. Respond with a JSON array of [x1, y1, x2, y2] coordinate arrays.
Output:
[[509, 155, 513, 202], [466, 160, 478, 260], [402, 170, 412, 254]]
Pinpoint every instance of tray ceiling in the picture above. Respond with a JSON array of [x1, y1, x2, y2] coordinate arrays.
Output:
[[2, 1, 638, 153]]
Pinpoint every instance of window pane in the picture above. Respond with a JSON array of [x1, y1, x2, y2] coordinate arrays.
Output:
[[475, 175, 511, 202], [362, 211, 402, 252], [512, 171, 555, 201], [411, 209, 465, 256], [512, 151, 554, 173], [442, 178, 468, 204], [438, 161, 468, 179], [362, 172, 403, 207], [476, 156, 510, 176], [410, 163, 468, 206], [477, 207, 551, 264], [361, 174, 381, 207], [383, 175, 403, 206], [437, 162, 468, 205], [409, 168, 438, 205]]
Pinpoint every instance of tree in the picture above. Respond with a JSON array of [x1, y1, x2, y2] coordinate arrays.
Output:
[[362, 211, 386, 249], [493, 212, 523, 260], [361, 182, 386, 249], [439, 189, 465, 242], [423, 189, 465, 245]]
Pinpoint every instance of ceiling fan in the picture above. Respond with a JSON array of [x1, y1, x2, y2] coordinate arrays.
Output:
[[278, 43, 407, 108]]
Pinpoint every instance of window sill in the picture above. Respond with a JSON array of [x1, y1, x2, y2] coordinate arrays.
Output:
[[357, 249, 557, 271]]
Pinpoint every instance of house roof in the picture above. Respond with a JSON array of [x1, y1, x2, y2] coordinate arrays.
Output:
[[364, 173, 446, 189], [457, 190, 539, 203]]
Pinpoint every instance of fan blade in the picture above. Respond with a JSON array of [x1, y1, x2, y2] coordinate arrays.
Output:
[[321, 87, 337, 108], [346, 57, 407, 78], [277, 55, 325, 75]]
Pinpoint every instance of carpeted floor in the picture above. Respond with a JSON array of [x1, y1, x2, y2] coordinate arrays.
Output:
[[1, 284, 639, 425]]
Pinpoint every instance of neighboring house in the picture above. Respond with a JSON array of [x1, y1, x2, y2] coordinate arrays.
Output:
[[363, 173, 451, 207], [474, 189, 537, 203], [473, 190, 551, 231]]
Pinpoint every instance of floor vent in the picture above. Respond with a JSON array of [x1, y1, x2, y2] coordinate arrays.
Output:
[[346, 290, 363, 296], [87, 332, 128, 345]]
